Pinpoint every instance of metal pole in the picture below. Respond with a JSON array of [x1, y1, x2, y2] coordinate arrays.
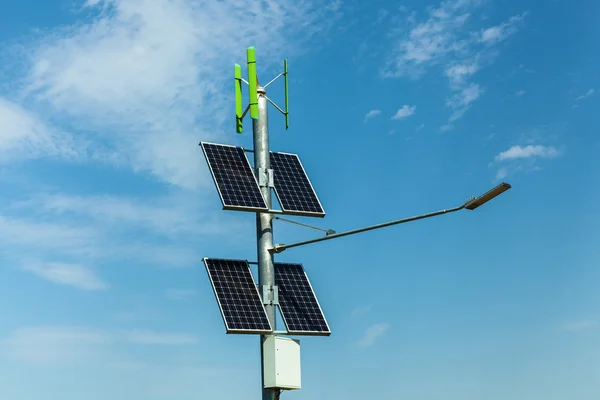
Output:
[[253, 84, 277, 400]]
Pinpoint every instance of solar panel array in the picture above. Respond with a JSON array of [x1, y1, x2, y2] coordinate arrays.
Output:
[[201, 142, 325, 217], [274, 262, 331, 336], [270, 152, 325, 217], [201, 142, 268, 212], [203, 258, 272, 334], [203, 258, 330, 336], [201, 142, 330, 335]]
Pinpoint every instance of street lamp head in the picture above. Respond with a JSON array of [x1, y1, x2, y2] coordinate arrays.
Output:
[[464, 182, 511, 210]]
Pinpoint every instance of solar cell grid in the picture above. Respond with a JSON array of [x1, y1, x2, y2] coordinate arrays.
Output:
[[275, 262, 330, 335], [204, 258, 272, 334], [201, 142, 267, 212], [270, 152, 325, 217]]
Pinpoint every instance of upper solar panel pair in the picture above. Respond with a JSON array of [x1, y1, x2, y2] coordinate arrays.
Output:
[[203, 258, 330, 336], [200, 142, 325, 217]]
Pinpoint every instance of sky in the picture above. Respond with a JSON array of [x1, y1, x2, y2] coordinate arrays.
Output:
[[0, 0, 599, 399]]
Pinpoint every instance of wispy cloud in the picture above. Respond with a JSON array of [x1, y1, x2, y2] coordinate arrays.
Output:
[[446, 61, 479, 88], [3, 0, 343, 188], [21, 262, 108, 291], [0, 98, 113, 163], [364, 109, 381, 121], [562, 320, 597, 332], [495, 167, 508, 180], [575, 88, 595, 101], [515, 90, 526, 97], [440, 124, 454, 132], [478, 12, 528, 45], [494, 144, 560, 162], [2, 326, 200, 366], [357, 323, 390, 348], [392, 105, 416, 120], [0, 214, 98, 258], [382, 1, 527, 126], [382, 0, 475, 78], [15, 192, 230, 237], [446, 83, 482, 122], [491, 143, 562, 180], [0, 190, 247, 275], [0, 212, 229, 274], [0, 0, 343, 284]]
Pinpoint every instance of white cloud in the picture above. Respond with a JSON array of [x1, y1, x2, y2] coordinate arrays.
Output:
[[0, 214, 99, 258], [364, 109, 381, 121], [7, 0, 342, 189], [392, 104, 416, 120], [575, 88, 595, 101], [446, 61, 479, 87], [446, 83, 482, 122], [479, 12, 528, 45], [1, 0, 340, 277], [494, 144, 560, 162], [415, 123, 425, 131], [382, 0, 475, 78], [357, 323, 390, 348], [0, 205, 231, 270], [495, 167, 508, 180], [562, 320, 597, 332], [0, 98, 104, 163], [490, 143, 561, 179], [516, 90, 526, 96], [383, 2, 527, 124], [21, 262, 108, 291], [18, 192, 230, 237], [0, 190, 248, 273]]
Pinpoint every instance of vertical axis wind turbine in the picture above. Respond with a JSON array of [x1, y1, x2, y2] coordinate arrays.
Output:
[[199, 46, 512, 400]]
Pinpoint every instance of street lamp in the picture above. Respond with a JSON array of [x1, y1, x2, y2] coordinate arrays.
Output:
[[465, 182, 511, 210], [271, 182, 512, 253]]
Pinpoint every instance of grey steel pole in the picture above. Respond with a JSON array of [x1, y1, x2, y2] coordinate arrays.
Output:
[[253, 84, 277, 400]]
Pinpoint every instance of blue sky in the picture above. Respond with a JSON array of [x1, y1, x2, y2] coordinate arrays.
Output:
[[1, 0, 599, 399]]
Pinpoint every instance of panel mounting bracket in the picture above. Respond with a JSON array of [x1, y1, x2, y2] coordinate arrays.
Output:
[[267, 168, 275, 188], [262, 284, 279, 306], [257, 168, 275, 188]]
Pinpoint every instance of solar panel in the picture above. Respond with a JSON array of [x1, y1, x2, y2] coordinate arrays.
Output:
[[275, 262, 331, 336], [201, 142, 268, 212], [270, 152, 325, 218], [203, 258, 273, 334]]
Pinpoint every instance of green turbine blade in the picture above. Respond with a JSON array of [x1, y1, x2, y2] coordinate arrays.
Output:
[[247, 47, 258, 120], [234, 63, 243, 133]]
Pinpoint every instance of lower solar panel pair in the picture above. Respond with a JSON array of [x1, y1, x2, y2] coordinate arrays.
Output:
[[203, 258, 330, 336]]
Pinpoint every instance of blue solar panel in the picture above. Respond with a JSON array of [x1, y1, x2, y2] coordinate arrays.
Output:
[[270, 151, 325, 217], [204, 258, 272, 334], [275, 262, 330, 336], [201, 142, 268, 212]]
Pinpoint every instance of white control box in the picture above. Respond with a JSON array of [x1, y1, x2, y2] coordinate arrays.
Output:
[[263, 336, 301, 390]]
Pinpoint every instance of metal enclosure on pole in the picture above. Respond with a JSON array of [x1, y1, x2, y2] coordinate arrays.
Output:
[[253, 84, 277, 400]]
